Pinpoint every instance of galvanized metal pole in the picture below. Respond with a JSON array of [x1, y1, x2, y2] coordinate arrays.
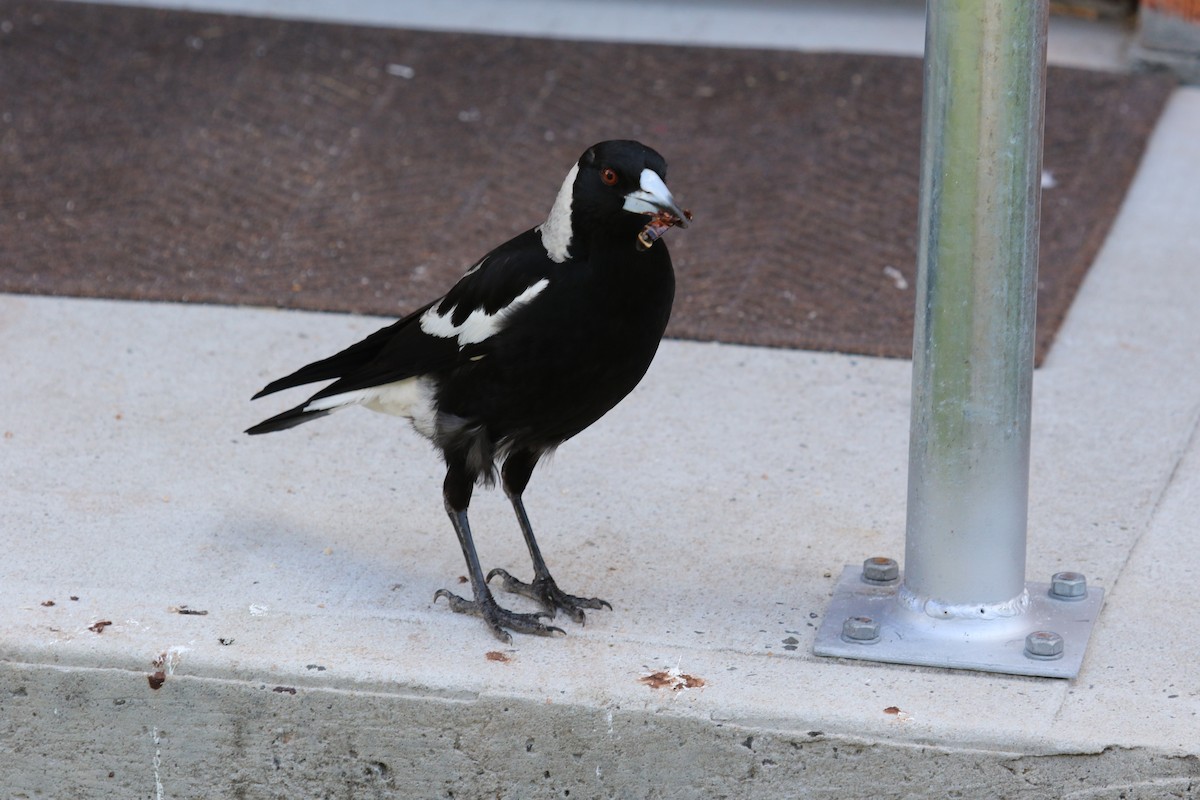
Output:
[[902, 0, 1046, 618], [815, 0, 1103, 677]]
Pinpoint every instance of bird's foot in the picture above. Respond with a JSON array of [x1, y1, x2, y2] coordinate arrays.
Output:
[[486, 568, 612, 625], [433, 588, 565, 644]]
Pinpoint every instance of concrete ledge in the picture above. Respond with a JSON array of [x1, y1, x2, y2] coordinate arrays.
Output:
[[4, 659, 1200, 799]]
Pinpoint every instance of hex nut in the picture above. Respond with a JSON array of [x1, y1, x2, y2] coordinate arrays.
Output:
[[1050, 571, 1087, 601], [1025, 630, 1064, 660], [842, 615, 881, 644], [862, 557, 900, 584]]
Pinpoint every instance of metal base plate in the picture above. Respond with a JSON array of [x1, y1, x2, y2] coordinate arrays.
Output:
[[813, 566, 1104, 678]]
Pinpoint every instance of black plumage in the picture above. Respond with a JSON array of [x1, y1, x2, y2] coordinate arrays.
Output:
[[247, 140, 688, 641]]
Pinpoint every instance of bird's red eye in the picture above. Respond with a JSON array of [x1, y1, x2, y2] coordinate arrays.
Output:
[[600, 167, 619, 186]]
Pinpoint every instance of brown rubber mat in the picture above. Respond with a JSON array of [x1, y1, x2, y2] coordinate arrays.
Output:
[[0, 2, 1175, 360]]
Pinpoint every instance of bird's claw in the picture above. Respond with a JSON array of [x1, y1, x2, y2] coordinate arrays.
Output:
[[433, 588, 565, 643], [486, 568, 612, 625]]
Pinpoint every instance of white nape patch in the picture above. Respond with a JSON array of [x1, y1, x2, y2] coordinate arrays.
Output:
[[419, 278, 549, 348], [304, 375, 438, 437], [538, 163, 578, 263]]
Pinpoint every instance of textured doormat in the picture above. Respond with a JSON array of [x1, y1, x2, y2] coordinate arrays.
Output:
[[0, 2, 1176, 360]]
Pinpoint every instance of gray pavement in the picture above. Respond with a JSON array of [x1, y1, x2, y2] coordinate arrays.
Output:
[[4, 2, 1199, 798]]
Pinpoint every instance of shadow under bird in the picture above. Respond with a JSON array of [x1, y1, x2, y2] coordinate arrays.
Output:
[[247, 140, 690, 642]]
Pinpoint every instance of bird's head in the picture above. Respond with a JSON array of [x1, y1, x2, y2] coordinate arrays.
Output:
[[540, 140, 690, 263]]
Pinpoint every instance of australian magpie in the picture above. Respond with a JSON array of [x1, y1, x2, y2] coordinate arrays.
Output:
[[247, 140, 689, 642]]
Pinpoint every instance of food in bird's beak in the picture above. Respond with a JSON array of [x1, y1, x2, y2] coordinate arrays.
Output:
[[637, 208, 693, 251]]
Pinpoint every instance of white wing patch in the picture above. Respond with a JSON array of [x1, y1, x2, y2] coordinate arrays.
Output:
[[419, 278, 550, 348], [538, 163, 578, 263]]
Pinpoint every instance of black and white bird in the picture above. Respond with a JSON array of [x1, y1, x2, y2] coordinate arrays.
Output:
[[247, 140, 689, 642]]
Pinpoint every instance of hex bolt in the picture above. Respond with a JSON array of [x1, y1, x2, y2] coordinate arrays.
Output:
[[1050, 571, 1087, 601], [861, 557, 900, 584], [1024, 630, 1064, 660], [842, 615, 881, 644]]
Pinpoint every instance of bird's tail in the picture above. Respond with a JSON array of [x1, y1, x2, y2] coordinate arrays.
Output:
[[245, 403, 331, 435]]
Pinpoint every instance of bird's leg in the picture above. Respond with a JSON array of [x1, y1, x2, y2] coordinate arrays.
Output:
[[486, 449, 612, 624], [488, 494, 613, 624], [433, 460, 564, 642]]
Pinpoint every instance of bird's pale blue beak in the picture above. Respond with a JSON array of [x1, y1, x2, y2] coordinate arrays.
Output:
[[623, 169, 689, 227]]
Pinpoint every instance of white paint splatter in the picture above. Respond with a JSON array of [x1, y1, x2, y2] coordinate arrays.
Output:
[[163, 646, 189, 675], [152, 728, 164, 800]]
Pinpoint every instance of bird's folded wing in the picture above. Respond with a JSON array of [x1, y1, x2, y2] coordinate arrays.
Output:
[[252, 228, 558, 401], [250, 300, 436, 399]]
